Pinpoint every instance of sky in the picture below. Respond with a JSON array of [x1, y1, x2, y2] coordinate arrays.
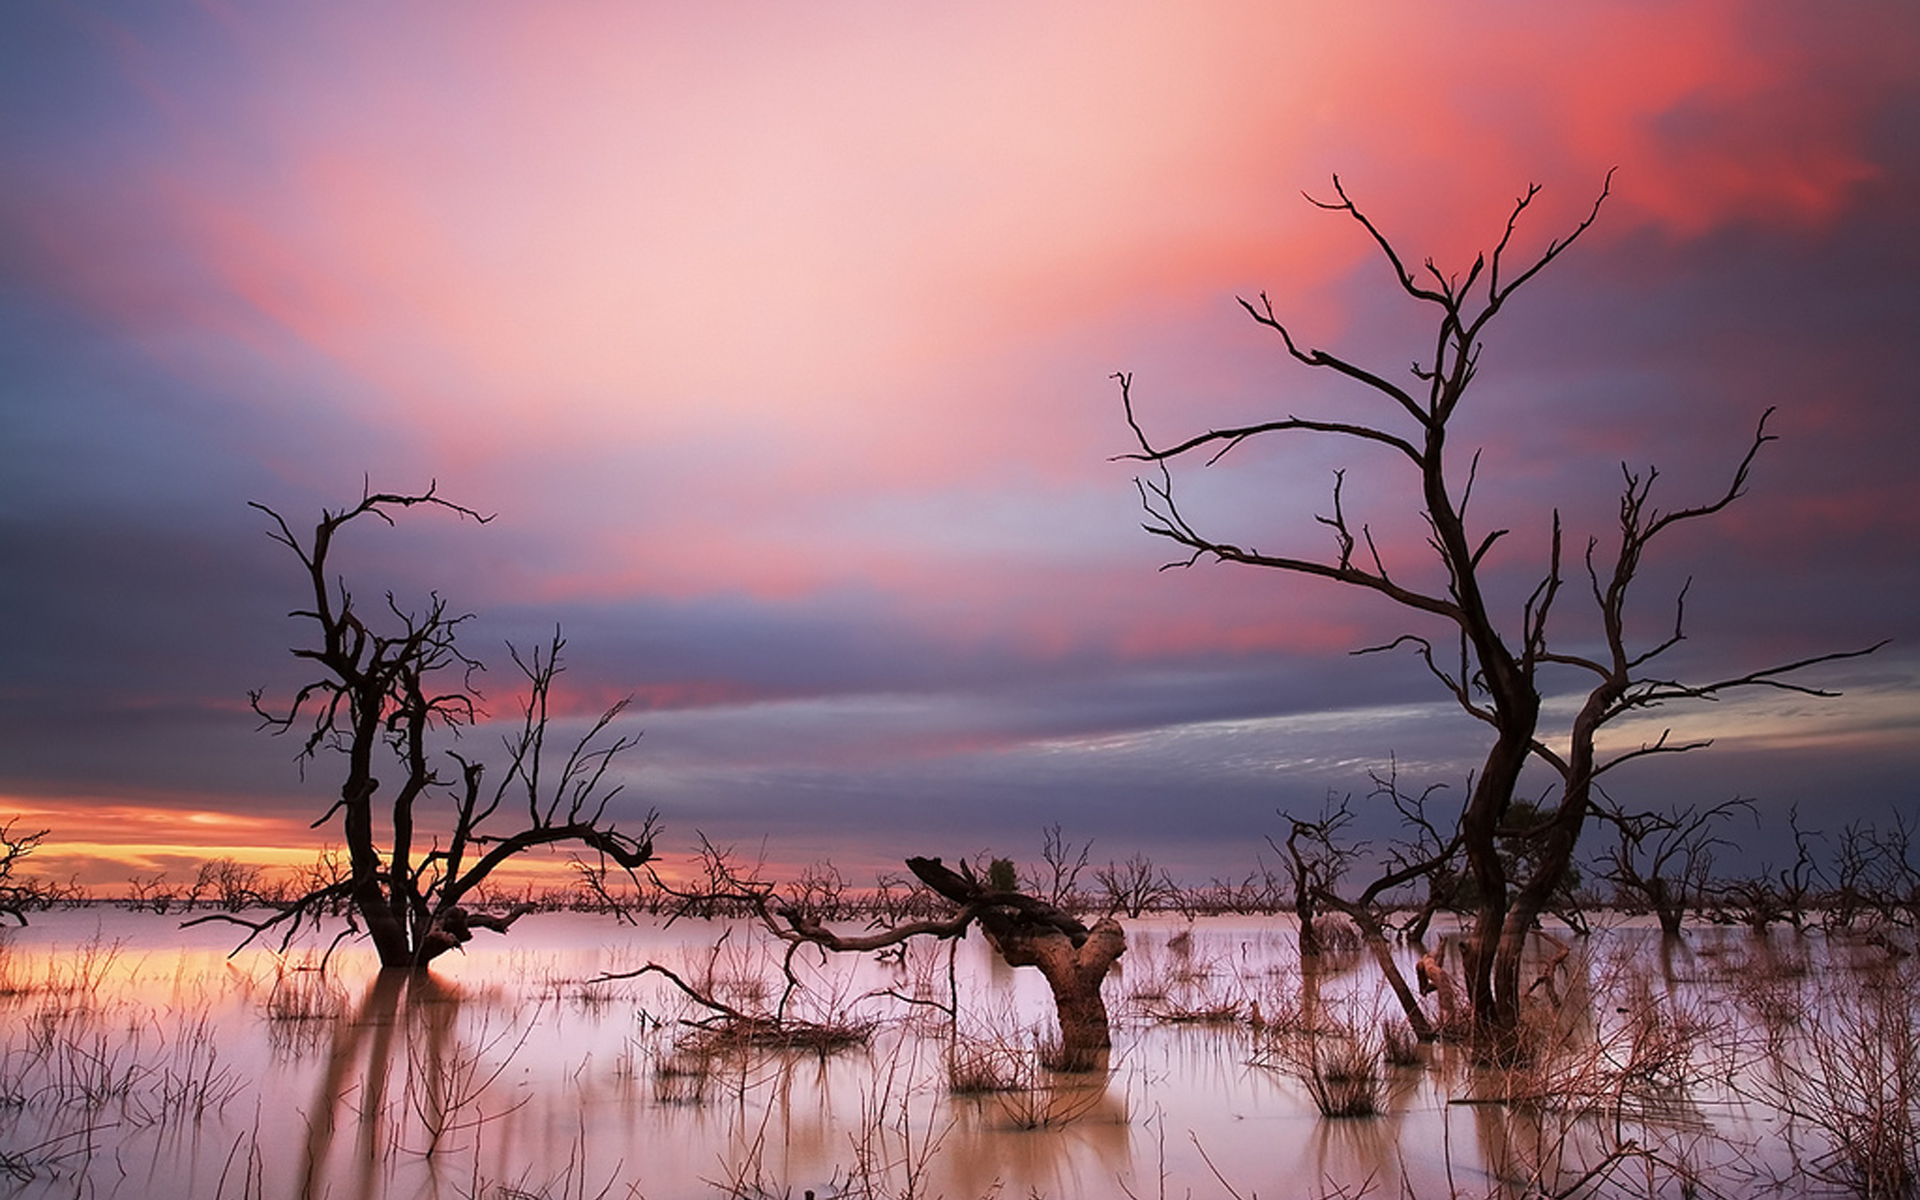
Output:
[[3, 0, 1917, 894]]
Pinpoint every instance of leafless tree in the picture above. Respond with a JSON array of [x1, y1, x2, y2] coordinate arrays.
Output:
[[1597, 795, 1751, 938], [1193, 861, 1287, 915], [123, 872, 178, 914], [1094, 852, 1180, 918], [1718, 806, 1825, 932], [642, 840, 1126, 1065], [1367, 761, 1463, 945], [192, 856, 266, 912], [205, 486, 656, 969], [781, 859, 852, 923], [1, 818, 50, 925], [1035, 823, 1092, 910], [1118, 175, 1879, 1038], [1283, 775, 1466, 1042], [1273, 794, 1361, 959], [1827, 810, 1920, 933]]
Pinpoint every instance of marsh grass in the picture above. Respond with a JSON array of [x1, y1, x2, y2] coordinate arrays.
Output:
[[1379, 1017, 1420, 1068], [1298, 1034, 1385, 1119], [1124, 936, 1248, 1025], [0, 992, 243, 1170], [840, 1054, 955, 1199], [1254, 1001, 1387, 1119], [650, 1046, 716, 1106], [0, 1122, 118, 1188], [1752, 955, 1920, 1198], [1492, 975, 1716, 1123], [676, 1013, 877, 1058], [0, 936, 123, 1005], [944, 1036, 1028, 1095], [263, 955, 347, 1024], [987, 1067, 1110, 1132], [10, 913, 1920, 1199]]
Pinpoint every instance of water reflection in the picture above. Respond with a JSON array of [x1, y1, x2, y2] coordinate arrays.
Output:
[[0, 910, 1915, 1198], [301, 971, 456, 1197]]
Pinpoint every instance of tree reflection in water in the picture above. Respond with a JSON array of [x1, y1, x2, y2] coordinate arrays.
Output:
[[301, 971, 463, 1199], [0, 911, 1914, 1198]]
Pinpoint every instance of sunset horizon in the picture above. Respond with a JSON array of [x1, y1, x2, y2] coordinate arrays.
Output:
[[4, 0, 1917, 899]]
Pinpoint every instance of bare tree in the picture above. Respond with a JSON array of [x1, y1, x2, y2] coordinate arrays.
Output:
[[1718, 805, 1825, 932], [1118, 175, 1879, 1038], [0, 818, 50, 925], [643, 841, 1126, 1066], [1274, 794, 1360, 959], [1093, 852, 1180, 918], [1035, 823, 1092, 911], [208, 486, 657, 969], [1283, 775, 1467, 1042], [1826, 810, 1920, 933], [1598, 796, 1751, 938], [193, 857, 266, 912]]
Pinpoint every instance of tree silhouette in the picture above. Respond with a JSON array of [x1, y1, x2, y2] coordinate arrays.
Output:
[[1118, 175, 1879, 1039], [208, 485, 656, 969]]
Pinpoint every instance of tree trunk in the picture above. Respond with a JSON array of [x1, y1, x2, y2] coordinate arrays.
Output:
[[978, 912, 1126, 1068], [1315, 891, 1434, 1042], [1653, 883, 1685, 940], [1460, 728, 1532, 1036], [1491, 748, 1598, 1045], [903, 856, 1126, 1068]]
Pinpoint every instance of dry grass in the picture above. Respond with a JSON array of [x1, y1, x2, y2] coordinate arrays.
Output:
[[944, 1037, 1028, 1095], [1125, 937, 1248, 1025], [1380, 1016, 1420, 1067], [0, 999, 243, 1131], [1300, 1035, 1385, 1118], [650, 1047, 716, 1106], [1491, 974, 1716, 1122], [1753, 956, 1920, 1199], [262, 955, 347, 1025], [16, 913, 1920, 1199], [678, 1013, 877, 1057], [1254, 1001, 1387, 1119]]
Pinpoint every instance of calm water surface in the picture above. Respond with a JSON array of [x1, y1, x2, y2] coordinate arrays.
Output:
[[0, 908, 1896, 1198]]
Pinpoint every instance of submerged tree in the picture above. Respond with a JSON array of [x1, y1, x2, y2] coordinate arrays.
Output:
[[1598, 796, 1752, 939], [0, 817, 50, 925], [214, 486, 656, 969], [1119, 176, 1878, 1039], [641, 843, 1126, 1067], [906, 856, 1127, 1063], [1277, 795, 1360, 960]]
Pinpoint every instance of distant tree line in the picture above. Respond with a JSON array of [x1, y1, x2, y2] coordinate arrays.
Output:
[[7, 806, 1916, 942]]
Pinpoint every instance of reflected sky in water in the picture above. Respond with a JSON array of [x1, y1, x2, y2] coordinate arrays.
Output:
[[0, 907, 1896, 1198]]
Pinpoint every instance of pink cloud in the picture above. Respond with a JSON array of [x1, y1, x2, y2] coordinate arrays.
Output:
[[13, 0, 1906, 625]]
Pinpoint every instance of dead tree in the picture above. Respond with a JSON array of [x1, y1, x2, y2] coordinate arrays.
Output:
[[1717, 806, 1825, 932], [1284, 783, 1464, 1042], [209, 486, 656, 969], [907, 856, 1127, 1063], [1093, 852, 1180, 917], [1826, 810, 1920, 933], [1273, 795, 1360, 959], [1118, 174, 1880, 1039], [645, 843, 1126, 1067], [0, 818, 49, 925], [1036, 823, 1093, 911], [1598, 796, 1751, 938]]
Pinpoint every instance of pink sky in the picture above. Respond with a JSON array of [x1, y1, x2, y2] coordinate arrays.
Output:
[[3, 0, 1917, 887]]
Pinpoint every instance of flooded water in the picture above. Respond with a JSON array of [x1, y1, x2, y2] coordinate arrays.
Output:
[[0, 907, 1911, 1198]]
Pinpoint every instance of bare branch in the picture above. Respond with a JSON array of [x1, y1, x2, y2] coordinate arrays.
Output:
[[243, 487, 655, 968]]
